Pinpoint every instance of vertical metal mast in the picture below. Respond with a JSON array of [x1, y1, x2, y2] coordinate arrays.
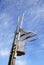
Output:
[[8, 17, 20, 65]]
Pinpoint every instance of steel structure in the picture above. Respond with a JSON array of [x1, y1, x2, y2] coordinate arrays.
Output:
[[8, 13, 37, 65]]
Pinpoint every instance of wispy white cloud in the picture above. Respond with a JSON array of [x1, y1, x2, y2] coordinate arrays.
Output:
[[0, 13, 13, 28], [26, 6, 44, 32], [0, 48, 9, 57], [16, 60, 27, 65]]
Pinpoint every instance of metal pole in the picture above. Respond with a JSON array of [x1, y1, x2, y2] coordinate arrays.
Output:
[[8, 13, 25, 65], [8, 16, 20, 65], [12, 16, 20, 65]]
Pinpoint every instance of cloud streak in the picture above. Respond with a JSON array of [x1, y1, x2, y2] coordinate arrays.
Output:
[[16, 60, 27, 65], [0, 48, 9, 57]]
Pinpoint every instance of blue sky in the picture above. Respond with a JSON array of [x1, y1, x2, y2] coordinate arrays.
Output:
[[0, 0, 44, 65]]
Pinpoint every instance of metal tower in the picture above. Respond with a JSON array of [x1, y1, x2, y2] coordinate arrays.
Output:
[[8, 13, 37, 65]]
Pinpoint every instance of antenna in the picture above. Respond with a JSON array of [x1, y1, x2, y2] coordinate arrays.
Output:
[[20, 13, 25, 29]]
